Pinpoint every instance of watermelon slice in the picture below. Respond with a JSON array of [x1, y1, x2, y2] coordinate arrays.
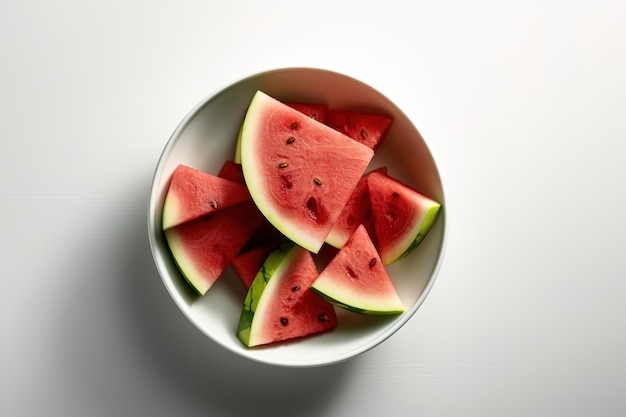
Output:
[[240, 90, 374, 254], [284, 102, 329, 124], [164, 200, 265, 295], [311, 225, 404, 315], [162, 164, 251, 230], [367, 170, 441, 265], [237, 242, 338, 347], [326, 109, 392, 151], [325, 167, 387, 249]]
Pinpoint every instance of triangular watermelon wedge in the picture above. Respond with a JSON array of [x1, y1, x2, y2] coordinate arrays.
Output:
[[367, 170, 441, 265], [311, 225, 404, 315], [164, 200, 265, 295], [237, 242, 338, 347], [162, 164, 251, 230], [326, 109, 392, 151], [240, 91, 374, 254]]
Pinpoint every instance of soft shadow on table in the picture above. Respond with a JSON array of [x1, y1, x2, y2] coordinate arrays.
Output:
[[59, 170, 357, 416]]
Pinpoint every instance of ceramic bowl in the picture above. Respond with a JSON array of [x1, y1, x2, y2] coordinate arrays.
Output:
[[148, 67, 446, 367]]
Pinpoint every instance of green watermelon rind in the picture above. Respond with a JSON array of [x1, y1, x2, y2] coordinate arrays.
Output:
[[382, 200, 441, 265], [309, 287, 404, 316], [237, 241, 295, 346]]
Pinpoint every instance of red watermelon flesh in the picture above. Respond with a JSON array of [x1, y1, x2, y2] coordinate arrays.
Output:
[[218, 160, 246, 184], [326, 109, 392, 151], [216, 159, 284, 253], [162, 164, 251, 230], [237, 243, 338, 347], [284, 102, 329, 124], [231, 241, 281, 289], [325, 167, 387, 250], [240, 90, 374, 254], [233, 102, 329, 164], [311, 224, 404, 315], [367, 170, 441, 265], [164, 199, 265, 295], [217, 160, 288, 254]]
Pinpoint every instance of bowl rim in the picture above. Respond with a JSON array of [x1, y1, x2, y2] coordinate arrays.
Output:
[[147, 66, 448, 367]]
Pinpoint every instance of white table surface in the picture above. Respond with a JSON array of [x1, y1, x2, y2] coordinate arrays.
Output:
[[2, 1, 625, 416]]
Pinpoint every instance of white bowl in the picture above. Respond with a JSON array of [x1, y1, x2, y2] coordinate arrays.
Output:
[[148, 67, 446, 367]]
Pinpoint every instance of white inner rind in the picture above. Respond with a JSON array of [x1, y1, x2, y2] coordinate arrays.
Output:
[[163, 229, 211, 295], [312, 276, 404, 314]]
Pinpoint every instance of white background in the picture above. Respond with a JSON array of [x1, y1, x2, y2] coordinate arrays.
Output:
[[2, 1, 625, 416]]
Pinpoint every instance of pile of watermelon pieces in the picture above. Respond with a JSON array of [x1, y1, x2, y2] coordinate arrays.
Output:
[[162, 91, 441, 347]]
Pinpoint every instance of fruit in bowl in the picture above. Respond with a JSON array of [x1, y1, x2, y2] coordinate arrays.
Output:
[[148, 68, 446, 367]]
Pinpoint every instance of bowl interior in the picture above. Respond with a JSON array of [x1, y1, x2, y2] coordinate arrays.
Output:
[[148, 68, 446, 367]]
